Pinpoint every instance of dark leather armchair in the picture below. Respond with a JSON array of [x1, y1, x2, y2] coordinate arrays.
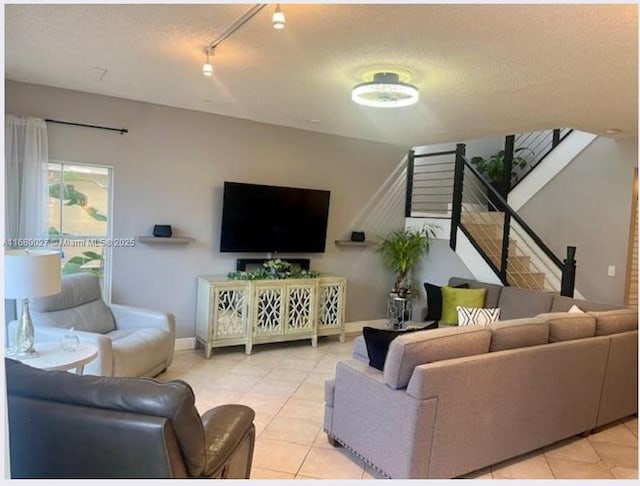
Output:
[[5, 358, 256, 479]]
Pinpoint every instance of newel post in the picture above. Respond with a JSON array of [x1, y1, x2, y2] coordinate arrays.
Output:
[[450, 143, 466, 251], [405, 150, 415, 218], [560, 246, 577, 297]]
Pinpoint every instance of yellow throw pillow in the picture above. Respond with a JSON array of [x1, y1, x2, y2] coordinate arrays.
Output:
[[441, 286, 487, 325]]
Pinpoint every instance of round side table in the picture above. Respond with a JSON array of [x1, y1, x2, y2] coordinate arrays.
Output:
[[7, 341, 98, 375]]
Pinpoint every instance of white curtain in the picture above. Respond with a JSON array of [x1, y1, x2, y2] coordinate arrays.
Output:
[[5, 115, 49, 240]]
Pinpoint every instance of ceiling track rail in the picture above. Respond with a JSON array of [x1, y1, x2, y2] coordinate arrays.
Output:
[[205, 4, 267, 52]]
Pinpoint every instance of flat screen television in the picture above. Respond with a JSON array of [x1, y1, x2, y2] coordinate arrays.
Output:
[[220, 181, 331, 253]]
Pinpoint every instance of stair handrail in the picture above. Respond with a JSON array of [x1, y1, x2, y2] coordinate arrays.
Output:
[[452, 145, 577, 296], [458, 154, 563, 269], [511, 128, 574, 189]]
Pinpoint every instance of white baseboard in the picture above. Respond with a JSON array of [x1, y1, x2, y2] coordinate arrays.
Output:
[[174, 337, 196, 351]]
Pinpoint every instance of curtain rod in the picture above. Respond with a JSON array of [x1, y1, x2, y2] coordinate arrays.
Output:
[[44, 118, 128, 135]]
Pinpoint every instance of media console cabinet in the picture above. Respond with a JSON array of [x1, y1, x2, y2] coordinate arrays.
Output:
[[196, 275, 346, 357]]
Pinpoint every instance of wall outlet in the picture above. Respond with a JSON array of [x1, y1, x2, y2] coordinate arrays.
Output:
[[607, 265, 616, 277]]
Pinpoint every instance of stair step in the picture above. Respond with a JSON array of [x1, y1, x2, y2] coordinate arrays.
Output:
[[463, 222, 502, 238], [461, 211, 505, 225], [508, 271, 546, 290], [460, 211, 552, 293], [471, 236, 518, 255], [484, 254, 532, 273]]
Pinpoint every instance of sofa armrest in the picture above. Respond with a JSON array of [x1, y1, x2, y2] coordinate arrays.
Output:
[[200, 404, 256, 478], [109, 304, 176, 369], [108, 304, 175, 334], [12, 322, 115, 376], [328, 359, 438, 478]]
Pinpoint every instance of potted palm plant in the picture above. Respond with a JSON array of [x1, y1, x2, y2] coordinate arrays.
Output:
[[376, 225, 437, 297]]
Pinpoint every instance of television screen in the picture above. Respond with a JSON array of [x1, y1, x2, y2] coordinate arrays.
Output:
[[220, 181, 331, 253]]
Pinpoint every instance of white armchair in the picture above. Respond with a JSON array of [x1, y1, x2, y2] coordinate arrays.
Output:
[[14, 273, 175, 377]]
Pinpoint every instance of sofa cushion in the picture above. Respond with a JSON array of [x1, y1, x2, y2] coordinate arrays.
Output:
[[488, 318, 549, 352], [537, 312, 596, 342], [32, 299, 116, 334], [448, 277, 503, 308], [441, 287, 487, 325], [588, 309, 638, 336], [550, 295, 623, 313], [108, 328, 172, 377], [30, 273, 116, 334], [31, 273, 102, 312], [498, 287, 553, 320], [457, 306, 500, 327], [383, 326, 491, 389], [362, 327, 422, 371], [424, 282, 469, 321]]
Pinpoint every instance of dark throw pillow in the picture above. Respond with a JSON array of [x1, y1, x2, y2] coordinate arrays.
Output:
[[362, 326, 421, 371], [424, 282, 469, 322]]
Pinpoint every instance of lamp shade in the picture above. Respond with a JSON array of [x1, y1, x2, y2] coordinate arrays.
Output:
[[4, 249, 62, 299]]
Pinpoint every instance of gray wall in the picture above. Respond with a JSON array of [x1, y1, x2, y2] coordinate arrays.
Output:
[[6, 80, 408, 337], [519, 136, 638, 304]]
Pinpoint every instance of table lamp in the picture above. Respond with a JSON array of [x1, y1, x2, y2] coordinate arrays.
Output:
[[4, 249, 62, 358]]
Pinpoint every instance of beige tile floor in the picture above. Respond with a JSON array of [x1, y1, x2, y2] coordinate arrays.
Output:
[[157, 334, 638, 480]]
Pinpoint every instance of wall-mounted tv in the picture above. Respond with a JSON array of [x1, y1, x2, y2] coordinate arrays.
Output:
[[220, 181, 331, 253]]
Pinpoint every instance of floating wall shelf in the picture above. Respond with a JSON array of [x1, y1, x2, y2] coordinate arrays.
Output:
[[136, 236, 195, 244], [334, 240, 373, 247]]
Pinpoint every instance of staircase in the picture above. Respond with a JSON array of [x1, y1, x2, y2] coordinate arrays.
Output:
[[406, 130, 577, 296], [460, 211, 547, 290]]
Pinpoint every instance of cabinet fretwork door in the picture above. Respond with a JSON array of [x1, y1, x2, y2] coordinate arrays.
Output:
[[285, 283, 316, 334], [254, 284, 285, 336], [213, 286, 248, 340], [318, 281, 343, 330]]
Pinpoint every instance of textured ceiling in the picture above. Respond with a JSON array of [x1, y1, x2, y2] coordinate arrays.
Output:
[[5, 3, 638, 147]]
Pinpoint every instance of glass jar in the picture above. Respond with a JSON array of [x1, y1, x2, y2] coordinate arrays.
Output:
[[61, 327, 80, 352]]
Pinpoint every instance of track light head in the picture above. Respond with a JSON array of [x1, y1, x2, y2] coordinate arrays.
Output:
[[272, 4, 285, 30], [202, 48, 213, 76]]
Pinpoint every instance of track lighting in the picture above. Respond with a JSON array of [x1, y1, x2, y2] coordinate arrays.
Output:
[[272, 4, 285, 30], [202, 5, 286, 76], [202, 48, 213, 76]]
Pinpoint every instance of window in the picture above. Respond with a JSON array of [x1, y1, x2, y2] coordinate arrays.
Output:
[[47, 162, 113, 300]]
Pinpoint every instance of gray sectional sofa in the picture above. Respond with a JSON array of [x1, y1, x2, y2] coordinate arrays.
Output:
[[324, 277, 638, 479]]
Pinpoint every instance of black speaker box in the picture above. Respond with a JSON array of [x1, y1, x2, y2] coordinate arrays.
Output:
[[153, 225, 173, 238]]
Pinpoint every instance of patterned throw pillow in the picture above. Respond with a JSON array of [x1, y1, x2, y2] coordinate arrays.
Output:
[[457, 306, 501, 327]]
